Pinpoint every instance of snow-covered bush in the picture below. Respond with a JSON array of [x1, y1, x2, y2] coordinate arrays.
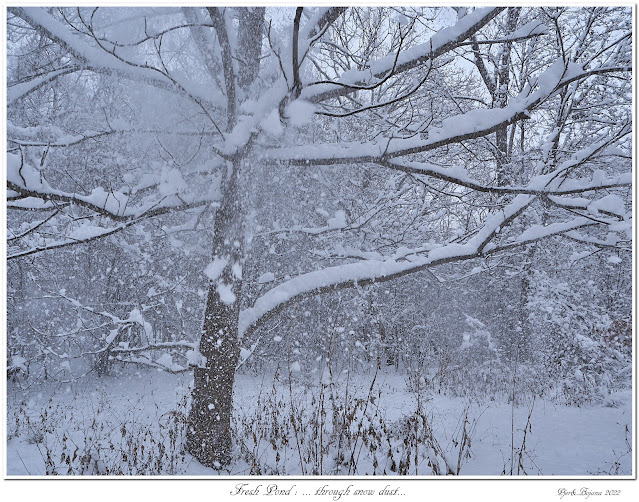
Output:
[[527, 270, 629, 405]]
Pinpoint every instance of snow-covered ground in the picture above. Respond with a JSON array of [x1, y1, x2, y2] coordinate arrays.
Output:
[[6, 369, 632, 476]]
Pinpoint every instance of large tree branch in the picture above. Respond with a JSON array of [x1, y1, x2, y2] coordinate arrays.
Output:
[[303, 7, 505, 104], [269, 63, 630, 165], [8, 216, 150, 260], [7, 66, 81, 104], [7, 178, 211, 223], [9, 7, 221, 108], [471, 37, 496, 95], [239, 194, 534, 337], [7, 151, 215, 222], [239, 193, 625, 339], [7, 209, 60, 243], [291, 7, 304, 99], [380, 123, 631, 196], [302, 7, 348, 43], [181, 7, 224, 91], [207, 7, 236, 130]]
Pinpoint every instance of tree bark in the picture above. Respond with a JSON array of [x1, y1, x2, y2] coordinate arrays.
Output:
[[495, 7, 520, 184], [186, 160, 244, 468], [185, 8, 264, 468]]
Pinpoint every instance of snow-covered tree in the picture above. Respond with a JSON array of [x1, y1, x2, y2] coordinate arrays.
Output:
[[7, 6, 631, 468]]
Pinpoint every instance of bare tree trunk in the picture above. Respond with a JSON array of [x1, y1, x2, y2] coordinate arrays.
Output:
[[185, 8, 264, 468], [495, 7, 520, 184], [186, 160, 244, 468]]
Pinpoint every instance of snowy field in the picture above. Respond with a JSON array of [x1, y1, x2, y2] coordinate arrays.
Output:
[[6, 369, 632, 477]]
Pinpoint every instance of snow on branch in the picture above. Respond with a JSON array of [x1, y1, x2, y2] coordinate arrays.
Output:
[[240, 185, 628, 339], [7, 209, 60, 242], [560, 230, 631, 251], [547, 194, 630, 220], [303, 8, 505, 103], [113, 355, 193, 374], [7, 217, 146, 260], [39, 291, 198, 373], [378, 123, 631, 198], [381, 161, 630, 198], [271, 62, 630, 166], [6, 152, 213, 224], [457, 20, 548, 47], [8, 128, 117, 148], [239, 195, 533, 337], [7, 66, 81, 105], [9, 7, 222, 110]]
